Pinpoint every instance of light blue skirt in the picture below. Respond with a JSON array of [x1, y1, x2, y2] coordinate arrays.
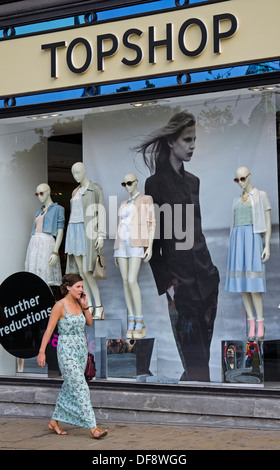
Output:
[[65, 222, 86, 256], [225, 225, 266, 293]]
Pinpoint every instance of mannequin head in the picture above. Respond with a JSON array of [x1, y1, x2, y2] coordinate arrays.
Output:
[[35, 183, 52, 206], [234, 166, 253, 193], [71, 162, 88, 185], [121, 173, 139, 197]]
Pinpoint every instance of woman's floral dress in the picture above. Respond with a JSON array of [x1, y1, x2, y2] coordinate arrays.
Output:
[[51, 301, 96, 428]]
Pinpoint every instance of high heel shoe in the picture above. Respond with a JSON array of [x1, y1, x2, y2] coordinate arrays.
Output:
[[93, 305, 104, 320], [126, 316, 135, 339], [48, 421, 67, 435], [256, 319, 265, 340], [90, 427, 108, 439], [248, 319, 255, 341], [133, 317, 146, 339]]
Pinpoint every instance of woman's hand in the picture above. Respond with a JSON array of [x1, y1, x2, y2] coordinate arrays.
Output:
[[79, 291, 88, 310], [37, 351, 46, 368]]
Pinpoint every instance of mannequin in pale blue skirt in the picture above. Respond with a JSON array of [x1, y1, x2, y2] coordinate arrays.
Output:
[[225, 167, 271, 340]]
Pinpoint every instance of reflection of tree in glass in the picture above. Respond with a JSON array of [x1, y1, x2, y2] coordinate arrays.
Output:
[[197, 105, 234, 133]]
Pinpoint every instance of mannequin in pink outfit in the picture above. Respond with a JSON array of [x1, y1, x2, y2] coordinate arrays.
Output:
[[114, 173, 155, 339]]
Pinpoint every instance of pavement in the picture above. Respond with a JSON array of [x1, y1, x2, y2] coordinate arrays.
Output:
[[1, 416, 280, 452]]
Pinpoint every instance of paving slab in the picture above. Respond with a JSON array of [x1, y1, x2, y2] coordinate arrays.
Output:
[[0, 416, 280, 452]]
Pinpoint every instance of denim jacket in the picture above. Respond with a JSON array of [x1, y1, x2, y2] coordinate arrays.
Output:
[[30, 202, 65, 238]]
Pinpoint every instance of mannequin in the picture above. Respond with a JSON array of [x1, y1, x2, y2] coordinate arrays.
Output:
[[25, 183, 64, 286], [225, 166, 271, 340], [23, 183, 64, 374], [65, 162, 106, 320], [114, 173, 155, 339]]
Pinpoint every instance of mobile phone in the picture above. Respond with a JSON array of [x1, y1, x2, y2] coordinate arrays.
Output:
[[80, 292, 85, 298]]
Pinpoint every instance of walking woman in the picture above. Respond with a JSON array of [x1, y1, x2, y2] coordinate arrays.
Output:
[[37, 273, 108, 439], [137, 112, 220, 382]]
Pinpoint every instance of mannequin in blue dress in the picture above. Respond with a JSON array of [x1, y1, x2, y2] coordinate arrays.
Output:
[[225, 166, 271, 341]]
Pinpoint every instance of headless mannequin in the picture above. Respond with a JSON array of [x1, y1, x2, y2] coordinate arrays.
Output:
[[234, 167, 271, 339], [115, 173, 154, 339], [70, 162, 104, 319], [36, 184, 64, 267]]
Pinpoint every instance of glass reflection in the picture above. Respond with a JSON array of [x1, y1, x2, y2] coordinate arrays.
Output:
[[222, 340, 263, 384]]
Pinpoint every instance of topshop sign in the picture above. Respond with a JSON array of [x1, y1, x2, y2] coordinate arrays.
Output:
[[41, 13, 239, 77], [0, 0, 279, 98]]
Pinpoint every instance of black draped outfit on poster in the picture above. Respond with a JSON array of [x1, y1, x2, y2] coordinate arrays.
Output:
[[145, 162, 220, 381]]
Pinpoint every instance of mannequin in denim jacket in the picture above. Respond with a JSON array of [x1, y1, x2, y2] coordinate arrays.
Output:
[[35, 183, 64, 267]]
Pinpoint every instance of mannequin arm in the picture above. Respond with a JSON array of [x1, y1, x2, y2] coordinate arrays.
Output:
[[48, 229, 63, 266], [95, 236, 104, 250], [143, 228, 155, 263], [261, 210, 271, 263]]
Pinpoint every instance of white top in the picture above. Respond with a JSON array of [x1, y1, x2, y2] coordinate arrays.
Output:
[[69, 187, 86, 223], [231, 187, 271, 234], [118, 192, 140, 240]]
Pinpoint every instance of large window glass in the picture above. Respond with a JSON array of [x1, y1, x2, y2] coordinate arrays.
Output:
[[0, 84, 279, 386]]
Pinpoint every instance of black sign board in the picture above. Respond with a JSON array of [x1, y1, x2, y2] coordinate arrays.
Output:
[[0, 272, 54, 359]]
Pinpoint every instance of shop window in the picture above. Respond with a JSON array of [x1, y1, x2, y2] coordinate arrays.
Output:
[[0, 85, 279, 387]]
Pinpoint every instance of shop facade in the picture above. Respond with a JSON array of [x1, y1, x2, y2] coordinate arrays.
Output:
[[0, 0, 280, 395]]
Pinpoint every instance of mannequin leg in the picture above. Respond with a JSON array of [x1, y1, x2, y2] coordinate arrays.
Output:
[[242, 292, 255, 340], [242, 292, 254, 320], [252, 293, 263, 321], [127, 258, 145, 339], [252, 292, 265, 340], [117, 257, 144, 338], [242, 292, 264, 340], [74, 255, 103, 319], [117, 258, 134, 316], [127, 257, 142, 317]]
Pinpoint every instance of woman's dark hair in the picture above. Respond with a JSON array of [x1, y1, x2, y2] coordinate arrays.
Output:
[[59, 273, 83, 298], [136, 112, 196, 173]]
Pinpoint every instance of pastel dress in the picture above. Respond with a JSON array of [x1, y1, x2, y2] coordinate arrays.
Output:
[[25, 211, 62, 286], [51, 301, 96, 429], [225, 198, 266, 293], [65, 187, 87, 256]]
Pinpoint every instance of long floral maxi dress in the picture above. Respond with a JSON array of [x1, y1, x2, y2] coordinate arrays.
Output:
[[51, 301, 96, 428]]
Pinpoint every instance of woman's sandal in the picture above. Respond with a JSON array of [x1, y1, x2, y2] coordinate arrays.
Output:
[[91, 427, 108, 439], [48, 421, 67, 435]]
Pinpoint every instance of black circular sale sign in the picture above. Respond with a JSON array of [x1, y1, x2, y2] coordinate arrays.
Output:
[[0, 272, 55, 358]]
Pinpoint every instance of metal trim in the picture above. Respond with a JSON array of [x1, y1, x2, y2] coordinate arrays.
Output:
[[0, 0, 232, 29], [0, 71, 279, 119]]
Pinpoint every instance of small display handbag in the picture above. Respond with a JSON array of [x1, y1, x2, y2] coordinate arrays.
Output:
[[93, 248, 107, 280], [85, 352, 96, 381]]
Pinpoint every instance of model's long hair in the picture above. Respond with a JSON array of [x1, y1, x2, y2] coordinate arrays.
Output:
[[136, 112, 196, 174], [58, 273, 83, 298]]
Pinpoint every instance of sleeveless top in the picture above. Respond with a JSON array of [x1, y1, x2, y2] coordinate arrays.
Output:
[[69, 187, 86, 224], [234, 199, 253, 227], [57, 300, 86, 336]]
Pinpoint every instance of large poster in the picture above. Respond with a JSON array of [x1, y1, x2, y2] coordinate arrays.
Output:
[[82, 87, 279, 383]]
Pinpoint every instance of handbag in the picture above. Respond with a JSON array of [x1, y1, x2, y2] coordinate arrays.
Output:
[[93, 248, 107, 280], [85, 352, 96, 381]]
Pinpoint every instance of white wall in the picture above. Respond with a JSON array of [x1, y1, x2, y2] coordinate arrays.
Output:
[[0, 123, 48, 374]]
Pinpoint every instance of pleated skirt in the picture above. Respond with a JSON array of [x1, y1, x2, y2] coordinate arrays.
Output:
[[225, 225, 266, 293]]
